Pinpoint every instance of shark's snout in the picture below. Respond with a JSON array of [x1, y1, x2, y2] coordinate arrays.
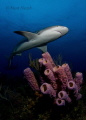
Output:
[[58, 26, 69, 36]]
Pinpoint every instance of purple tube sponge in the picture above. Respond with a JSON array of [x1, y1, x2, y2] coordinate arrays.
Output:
[[67, 81, 77, 90], [67, 81, 82, 100], [40, 83, 56, 97], [24, 68, 39, 91], [43, 59, 54, 71], [42, 52, 55, 67], [58, 91, 71, 103], [55, 98, 65, 106], [62, 63, 73, 81], [74, 72, 83, 91], [44, 69, 57, 90], [53, 65, 68, 90], [75, 93, 82, 100], [38, 58, 45, 67], [24, 52, 83, 106]]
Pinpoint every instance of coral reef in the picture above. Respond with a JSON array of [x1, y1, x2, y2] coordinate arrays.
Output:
[[24, 52, 83, 106], [0, 72, 86, 120]]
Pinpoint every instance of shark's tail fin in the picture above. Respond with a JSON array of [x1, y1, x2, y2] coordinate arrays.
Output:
[[5, 54, 14, 68], [5, 55, 18, 70], [8, 54, 14, 68]]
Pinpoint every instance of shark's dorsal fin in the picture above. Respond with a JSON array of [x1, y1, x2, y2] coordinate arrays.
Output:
[[14, 31, 38, 40], [37, 44, 47, 53]]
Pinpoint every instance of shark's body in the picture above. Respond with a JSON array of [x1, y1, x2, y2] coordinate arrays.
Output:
[[9, 26, 69, 67]]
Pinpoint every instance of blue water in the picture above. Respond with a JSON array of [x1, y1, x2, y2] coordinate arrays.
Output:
[[0, 0, 86, 77]]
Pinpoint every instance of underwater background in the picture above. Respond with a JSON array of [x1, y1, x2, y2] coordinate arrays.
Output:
[[0, 0, 86, 120], [0, 0, 86, 77]]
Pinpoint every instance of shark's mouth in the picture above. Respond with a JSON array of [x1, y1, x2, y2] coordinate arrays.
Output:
[[58, 31, 62, 35], [54, 30, 62, 35]]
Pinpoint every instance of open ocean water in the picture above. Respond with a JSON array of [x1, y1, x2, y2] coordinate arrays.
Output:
[[0, 0, 86, 76]]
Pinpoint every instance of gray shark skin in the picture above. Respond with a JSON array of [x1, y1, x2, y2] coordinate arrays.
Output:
[[9, 26, 69, 67]]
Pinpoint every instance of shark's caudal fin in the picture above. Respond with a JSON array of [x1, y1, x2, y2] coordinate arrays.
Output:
[[4, 54, 14, 69], [5, 54, 19, 70], [6, 55, 14, 68], [14, 31, 38, 40]]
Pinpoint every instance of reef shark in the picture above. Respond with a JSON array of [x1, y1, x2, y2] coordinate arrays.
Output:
[[9, 26, 69, 67]]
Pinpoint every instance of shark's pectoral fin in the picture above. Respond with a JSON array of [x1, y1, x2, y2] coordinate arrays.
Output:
[[14, 31, 38, 40], [37, 44, 47, 53]]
